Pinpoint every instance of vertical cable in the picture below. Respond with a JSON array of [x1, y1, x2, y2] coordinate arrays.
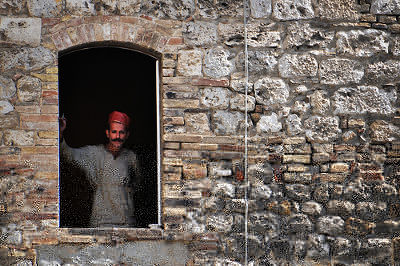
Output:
[[243, 0, 249, 265]]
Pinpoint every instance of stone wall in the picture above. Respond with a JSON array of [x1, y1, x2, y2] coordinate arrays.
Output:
[[1, 0, 400, 265]]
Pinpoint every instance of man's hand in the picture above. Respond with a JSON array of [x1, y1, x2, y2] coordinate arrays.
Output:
[[59, 115, 67, 140]]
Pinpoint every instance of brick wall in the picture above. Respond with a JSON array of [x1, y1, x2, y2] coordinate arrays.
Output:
[[1, 0, 400, 265]]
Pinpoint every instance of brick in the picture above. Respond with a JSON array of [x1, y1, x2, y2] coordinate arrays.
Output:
[[287, 164, 309, 172], [0, 114, 19, 129], [348, 118, 365, 128], [330, 163, 349, 173], [378, 15, 397, 24], [163, 158, 183, 166], [283, 137, 306, 144], [59, 235, 94, 244], [283, 172, 312, 184], [202, 136, 238, 144], [163, 134, 202, 142], [164, 116, 184, 125], [164, 142, 180, 149], [163, 207, 186, 216], [312, 144, 333, 153], [359, 172, 384, 181], [360, 14, 377, 22], [334, 144, 356, 152], [35, 171, 58, 179], [42, 90, 58, 105], [164, 150, 203, 159], [14, 106, 41, 114], [31, 73, 58, 82], [183, 163, 207, 179], [41, 105, 58, 114], [191, 78, 229, 87], [167, 37, 184, 45], [163, 99, 199, 108], [181, 143, 218, 151], [318, 173, 347, 183], [21, 147, 58, 154], [283, 155, 310, 164], [20, 114, 58, 122]]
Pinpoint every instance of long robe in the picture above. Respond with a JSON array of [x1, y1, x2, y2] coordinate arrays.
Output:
[[60, 140, 140, 227]]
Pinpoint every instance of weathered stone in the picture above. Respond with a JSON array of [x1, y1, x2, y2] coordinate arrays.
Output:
[[317, 216, 345, 235], [374, 183, 398, 200], [331, 237, 353, 257], [65, 0, 96, 15], [291, 101, 310, 114], [0, 0, 25, 15], [0, 76, 16, 99], [230, 73, 253, 93], [327, 200, 355, 216], [301, 201, 323, 216], [248, 162, 274, 184], [370, 120, 399, 142], [346, 217, 375, 236], [212, 110, 251, 135], [250, 183, 272, 200], [286, 184, 311, 201], [197, 0, 243, 19], [285, 114, 303, 136], [342, 130, 356, 142], [177, 50, 202, 76], [212, 180, 235, 198], [272, 0, 314, 20], [343, 180, 370, 201], [0, 17, 41, 46], [204, 48, 234, 78], [393, 36, 400, 56], [371, 0, 400, 15], [356, 201, 387, 221], [206, 214, 233, 232], [257, 113, 282, 133], [333, 86, 396, 115], [254, 77, 289, 107], [27, 0, 60, 17], [320, 58, 364, 85], [287, 214, 312, 233], [304, 116, 341, 143], [330, 162, 349, 173], [238, 50, 279, 74], [278, 54, 318, 78], [250, 0, 272, 18], [184, 113, 211, 134], [92, 0, 141, 15], [230, 93, 255, 112], [3, 130, 34, 146], [361, 238, 392, 263], [183, 21, 217, 47], [309, 90, 330, 115], [283, 22, 334, 49], [337, 29, 389, 57], [16, 75, 41, 103], [314, 184, 330, 203], [0, 100, 13, 114], [306, 234, 330, 259], [0, 47, 55, 72], [319, 0, 360, 21], [366, 60, 400, 84], [200, 87, 231, 109]]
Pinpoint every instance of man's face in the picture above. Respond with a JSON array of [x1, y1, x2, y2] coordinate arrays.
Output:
[[106, 122, 129, 150]]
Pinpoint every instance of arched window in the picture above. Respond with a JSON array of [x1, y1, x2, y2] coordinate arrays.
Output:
[[59, 44, 160, 228]]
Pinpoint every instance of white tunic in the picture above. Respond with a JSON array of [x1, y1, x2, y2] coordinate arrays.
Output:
[[60, 140, 140, 227]]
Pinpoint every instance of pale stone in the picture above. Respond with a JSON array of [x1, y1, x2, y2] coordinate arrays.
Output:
[[342, 130, 356, 142], [285, 114, 303, 136], [204, 48, 234, 78], [366, 60, 400, 84], [65, 0, 96, 15], [336, 29, 389, 56], [287, 214, 312, 233], [273, 0, 314, 20], [292, 100, 310, 114], [250, 183, 272, 199], [17, 76, 42, 103], [212, 181, 235, 198], [184, 113, 211, 134], [92, 0, 141, 15], [0, 17, 41, 46], [230, 74, 253, 93], [27, 0, 60, 17], [319, 0, 360, 21], [0, 76, 16, 99], [0, 47, 55, 72], [333, 86, 396, 115], [278, 54, 318, 78], [304, 116, 341, 143], [301, 201, 322, 216], [0, 100, 13, 114], [317, 216, 344, 235], [218, 22, 280, 48], [206, 214, 233, 232], [309, 90, 330, 115], [183, 21, 217, 47], [327, 200, 354, 215], [142, 0, 195, 18], [230, 93, 255, 112], [320, 58, 364, 85], [254, 77, 289, 107], [212, 110, 251, 135], [197, 0, 243, 19], [3, 130, 34, 146], [283, 22, 334, 49], [370, 120, 399, 142], [332, 237, 352, 256], [371, 0, 400, 15], [286, 184, 311, 201], [0, 0, 25, 14], [257, 113, 282, 133], [177, 50, 202, 76], [356, 201, 387, 221], [239, 50, 278, 74], [200, 87, 231, 109], [392, 36, 400, 56], [250, 0, 272, 18], [293, 85, 309, 94]]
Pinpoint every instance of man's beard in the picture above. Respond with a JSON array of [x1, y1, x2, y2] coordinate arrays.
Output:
[[107, 139, 124, 156]]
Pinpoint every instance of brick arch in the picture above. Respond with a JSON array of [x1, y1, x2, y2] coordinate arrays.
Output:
[[46, 16, 180, 55]]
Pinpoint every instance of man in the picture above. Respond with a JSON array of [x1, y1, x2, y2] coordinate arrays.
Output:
[[59, 111, 141, 227]]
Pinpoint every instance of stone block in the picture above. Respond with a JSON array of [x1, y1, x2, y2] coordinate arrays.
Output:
[[0, 17, 41, 46], [204, 47, 234, 79], [230, 93, 255, 112], [330, 162, 349, 173], [212, 110, 251, 135], [284, 143, 311, 154], [283, 172, 312, 184], [309, 90, 330, 115], [287, 214, 312, 233], [366, 60, 400, 84], [17, 76, 42, 103], [283, 154, 311, 164], [256, 113, 282, 133], [301, 201, 323, 216], [346, 217, 376, 236], [183, 21, 217, 47], [317, 216, 345, 235], [0, 100, 13, 114], [318, 173, 347, 183], [254, 77, 289, 107], [250, 0, 272, 18], [370, 120, 399, 142], [287, 164, 309, 172], [278, 54, 318, 78], [356, 201, 387, 221], [182, 163, 207, 179], [371, 0, 400, 15], [163, 99, 199, 109], [272, 0, 315, 20], [177, 50, 202, 76], [285, 114, 303, 136], [327, 200, 355, 216], [304, 116, 341, 143], [283, 22, 334, 49], [200, 87, 230, 109], [239, 50, 279, 74], [0, 47, 55, 72], [0, 76, 16, 100], [320, 58, 364, 85], [0, 114, 19, 129], [286, 184, 311, 201], [27, 0, 61, 17], [337, 29, 389, 57], [319, 0, 360, 21]]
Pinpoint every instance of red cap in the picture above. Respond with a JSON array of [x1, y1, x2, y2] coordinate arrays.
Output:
[[108, 111, 130, 127]]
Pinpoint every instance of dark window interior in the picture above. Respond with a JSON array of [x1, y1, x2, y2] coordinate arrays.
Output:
[[59, 46, 158, 228]]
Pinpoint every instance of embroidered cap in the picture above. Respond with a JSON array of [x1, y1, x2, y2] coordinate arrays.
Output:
[[108, 111, 131, 127]]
